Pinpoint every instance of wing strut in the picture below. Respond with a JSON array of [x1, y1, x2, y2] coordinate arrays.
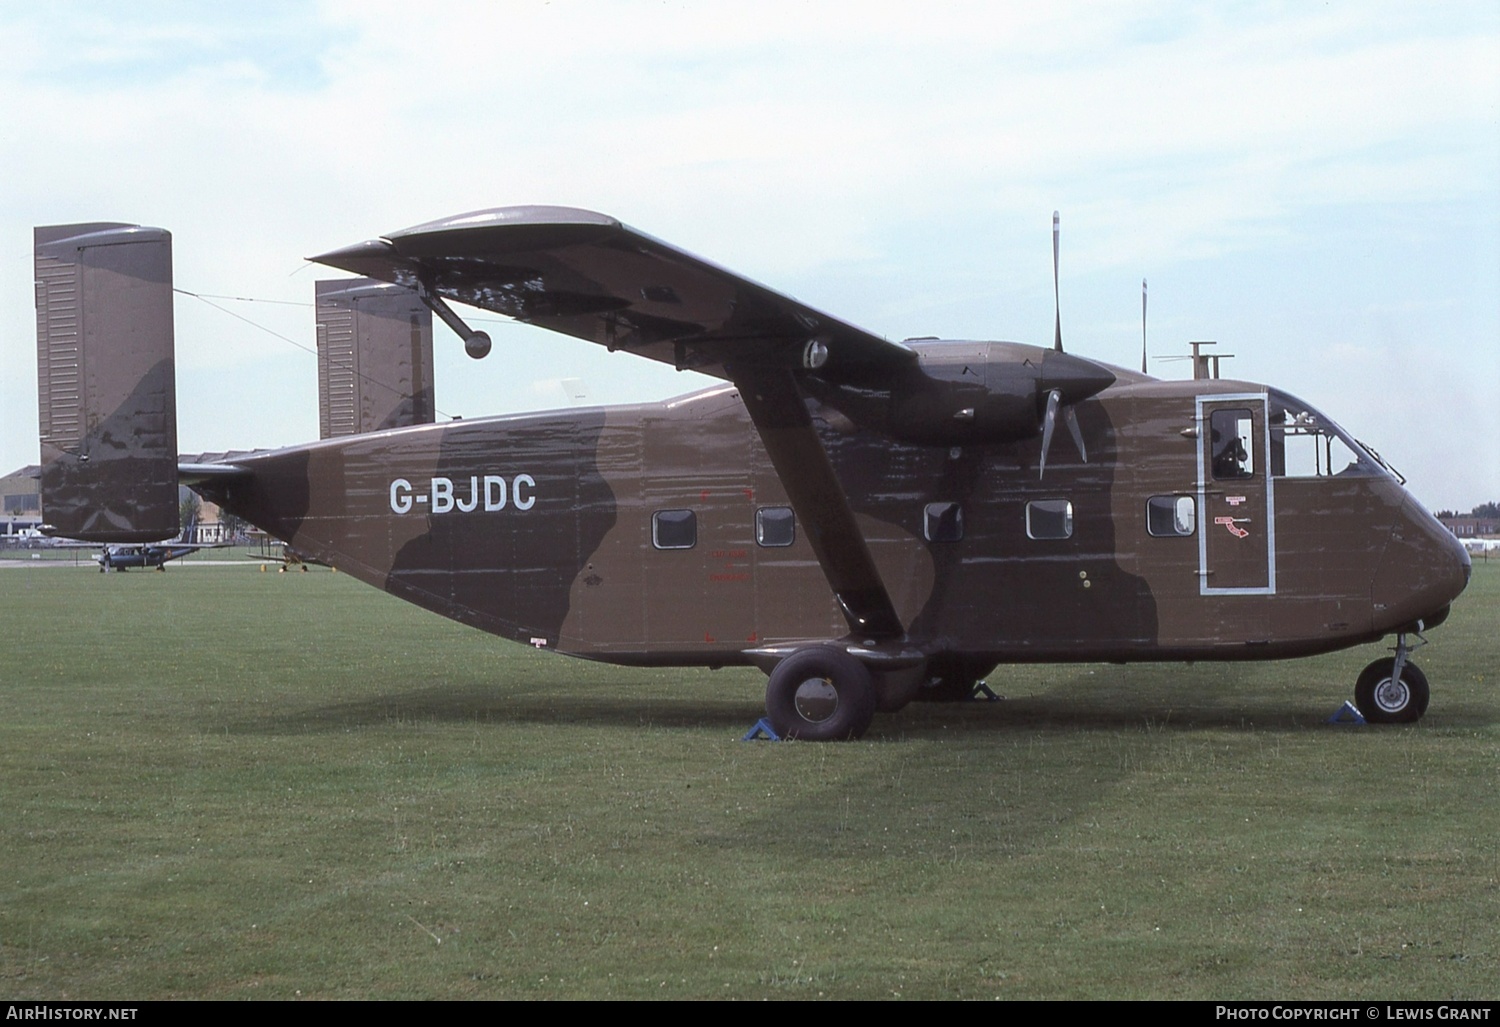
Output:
[[730, 367, 905, 642]]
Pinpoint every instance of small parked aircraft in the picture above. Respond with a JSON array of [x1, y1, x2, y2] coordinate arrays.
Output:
[[94, 517, 225, 571], [244, 532, 327, 572], [33, 211, 1470, 739]]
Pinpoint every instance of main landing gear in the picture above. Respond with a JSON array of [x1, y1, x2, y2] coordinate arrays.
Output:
[[1353, 631, 1430, 724], [913, 658, 998, 703], [764, 646, 877, 741]]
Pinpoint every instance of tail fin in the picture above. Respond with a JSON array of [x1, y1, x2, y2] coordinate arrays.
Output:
[[35, 223, 179, 542], [315, 278, 434, 438]]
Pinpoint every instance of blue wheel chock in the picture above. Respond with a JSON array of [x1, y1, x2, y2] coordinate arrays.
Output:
[[1327, 701, 1366, 725], [741, 718, 782, 741]]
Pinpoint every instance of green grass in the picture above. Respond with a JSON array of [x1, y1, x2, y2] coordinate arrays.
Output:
[[1, 562, 1496, 999]]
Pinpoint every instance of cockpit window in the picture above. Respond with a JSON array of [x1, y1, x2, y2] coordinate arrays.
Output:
[[1210, 410, 1254, 480], [1268, 390, 1384, 480]]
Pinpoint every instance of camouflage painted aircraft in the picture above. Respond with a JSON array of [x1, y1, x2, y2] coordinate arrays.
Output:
[[34, 211, 1471, 740]]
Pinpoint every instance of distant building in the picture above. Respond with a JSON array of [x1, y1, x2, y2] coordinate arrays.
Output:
[[181, 486, 232, 543], [1440, 516, 1499, 539], [2, 465, 42, 537]]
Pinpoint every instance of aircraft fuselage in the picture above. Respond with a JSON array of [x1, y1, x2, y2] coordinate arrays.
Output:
[[197, 345, 1470, 672], [96, 543, 199, 570]]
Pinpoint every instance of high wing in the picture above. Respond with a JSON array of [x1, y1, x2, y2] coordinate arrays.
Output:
[[312, 207, 912, 641], [310, 206, 915, 387]]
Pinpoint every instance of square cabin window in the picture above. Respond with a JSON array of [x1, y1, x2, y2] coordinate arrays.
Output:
[[756, 507, 796, 547], [1026, 499, 1073, 539], [652, 509, 697, 550], [1147, 495, 1196, 537], [924, 502, 964, 542]]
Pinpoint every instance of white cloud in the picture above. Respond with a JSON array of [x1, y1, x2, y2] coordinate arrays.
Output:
[[1, 0, 1495, 508]]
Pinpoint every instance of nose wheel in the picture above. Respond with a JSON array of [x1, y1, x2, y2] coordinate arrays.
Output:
[[1353, 632, 1430, 724]]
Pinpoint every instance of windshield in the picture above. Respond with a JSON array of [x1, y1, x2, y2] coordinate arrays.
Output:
[[1267, 390, 1390, 481]]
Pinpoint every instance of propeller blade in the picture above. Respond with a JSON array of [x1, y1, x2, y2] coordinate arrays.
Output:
[[1141, 278, 1148, 374], [1039, 388, 1061, 479], [1052, 211, 1062, 353], [1064, 404, 1088, 464]]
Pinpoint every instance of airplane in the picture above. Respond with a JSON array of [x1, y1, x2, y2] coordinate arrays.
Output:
[[94, 516, 226, 572], [3, 526, 52, 547], [33, 211, 1471, 739], [244, 531, 327, 572]]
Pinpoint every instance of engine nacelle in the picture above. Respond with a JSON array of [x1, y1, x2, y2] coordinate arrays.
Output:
[[810, 340, 1115, 446]]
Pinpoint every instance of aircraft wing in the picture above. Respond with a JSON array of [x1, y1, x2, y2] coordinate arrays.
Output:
[[313, 208, 917, 642], [310, 206, 914, 386]]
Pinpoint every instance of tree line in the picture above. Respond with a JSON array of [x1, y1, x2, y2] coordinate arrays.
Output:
[[1435, 502, 1499, 520]]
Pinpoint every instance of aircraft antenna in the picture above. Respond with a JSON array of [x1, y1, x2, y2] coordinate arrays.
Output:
[[175, 287, 459, 420], [1141, 278, 1148, 374], [1052, 211, 1063, 352]]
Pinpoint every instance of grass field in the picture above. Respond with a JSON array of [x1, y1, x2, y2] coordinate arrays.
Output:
[[1, 561, 1495, 1000]]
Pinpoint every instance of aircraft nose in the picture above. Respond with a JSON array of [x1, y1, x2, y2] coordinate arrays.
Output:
[[1370, 497, 1471, 632]]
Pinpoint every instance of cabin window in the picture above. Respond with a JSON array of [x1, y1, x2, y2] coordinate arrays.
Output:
[[652, 509, 697, 550], [1210, 409, 1255, 479], [1026, 499, 1073, 539], [924, 502, 964, 542], [756, 507, 796, 547], [1147, 495, 1196, 537]]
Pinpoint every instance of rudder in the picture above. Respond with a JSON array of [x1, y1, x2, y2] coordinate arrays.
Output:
[[315, 278, 434, 438], [35, 223, 178, 542]]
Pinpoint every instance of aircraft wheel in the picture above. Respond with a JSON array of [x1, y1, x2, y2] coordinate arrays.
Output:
[[1354, 658, 1430, 724], [765, 646, 876, 741]]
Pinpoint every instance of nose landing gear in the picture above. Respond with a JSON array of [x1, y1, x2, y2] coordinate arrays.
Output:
[[1354, 631, 1430, 724]]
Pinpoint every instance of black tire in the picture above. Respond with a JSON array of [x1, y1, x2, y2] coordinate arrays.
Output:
[[765, 646, 877, 741], [1354, 658, 1430, 724]]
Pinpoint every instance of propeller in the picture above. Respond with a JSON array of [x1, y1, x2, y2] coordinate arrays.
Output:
[[1141, 278, 1148, 374], [1052, 211, 1063, 353], [1065, 405, 1087, 463], [1038, 213, 1094, 478], [1038, 388, 1090, 480], [1039, 388, 1060, 478]]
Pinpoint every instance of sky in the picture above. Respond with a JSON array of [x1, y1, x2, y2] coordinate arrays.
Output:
[[2, 1, 1496, 512]]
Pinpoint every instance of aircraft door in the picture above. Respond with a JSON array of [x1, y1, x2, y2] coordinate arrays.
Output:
[[1196, 395, 1275, 594]]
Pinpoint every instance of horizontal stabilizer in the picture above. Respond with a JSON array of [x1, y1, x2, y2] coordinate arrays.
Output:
[[35, 223, 178, 542]]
